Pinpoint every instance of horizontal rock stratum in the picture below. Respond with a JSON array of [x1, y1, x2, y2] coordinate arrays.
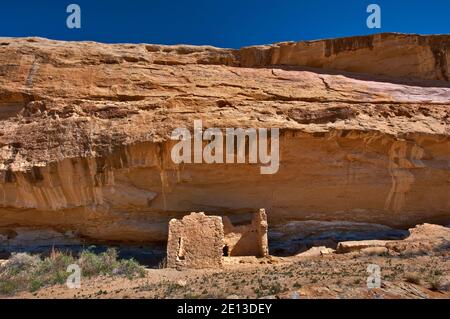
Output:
[[0, 33, 449, 243]]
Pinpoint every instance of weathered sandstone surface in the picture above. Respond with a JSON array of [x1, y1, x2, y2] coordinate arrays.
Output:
[[335, 223, 450, 254], [0, 33, 449, 244]]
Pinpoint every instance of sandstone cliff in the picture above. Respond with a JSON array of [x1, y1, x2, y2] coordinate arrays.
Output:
[[0, 33, 449, 244]]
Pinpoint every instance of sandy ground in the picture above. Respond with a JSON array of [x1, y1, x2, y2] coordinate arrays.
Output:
[[10, 251, 449, 299], [3, 224, 449, 299]]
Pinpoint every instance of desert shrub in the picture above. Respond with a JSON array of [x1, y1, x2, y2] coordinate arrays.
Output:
[[404, 273, 421, 285], [1, 253, 40, 275], [0, 279, 19, 295], [34, 250, 77, 287], [113, 258, 146, 279], [79, 248, 117, 277], [79, 248, 145, 279], [0, 253, 42, 294], [428, 275, 443, 291], [267, 282, 283, 295], [0, 248, 146, 296]]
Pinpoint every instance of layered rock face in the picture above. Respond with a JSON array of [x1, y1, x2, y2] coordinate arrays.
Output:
[[0, 33, 449, 244]]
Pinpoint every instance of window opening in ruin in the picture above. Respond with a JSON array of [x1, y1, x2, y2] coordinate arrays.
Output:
[[177, 237, 185, 260]]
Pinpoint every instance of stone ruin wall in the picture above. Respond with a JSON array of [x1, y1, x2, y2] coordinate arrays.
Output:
[[166, 213, 224, 269], [223, 209, 269, 258], [167, 210, 269, 269]]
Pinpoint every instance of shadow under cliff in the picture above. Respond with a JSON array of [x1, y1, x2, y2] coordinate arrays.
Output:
[[0, 220, 419, 266], [266, 64, 450, 89], [268, 220, 410, 257]]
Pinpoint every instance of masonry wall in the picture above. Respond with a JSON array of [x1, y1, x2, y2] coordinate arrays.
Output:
[[166, 212, 224, 269], [223, 209, 269, 257]]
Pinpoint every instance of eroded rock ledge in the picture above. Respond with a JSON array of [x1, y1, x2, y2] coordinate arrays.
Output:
[[0, 33, 449, 243]]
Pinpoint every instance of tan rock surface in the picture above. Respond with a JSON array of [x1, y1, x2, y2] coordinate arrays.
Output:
[[386, 223, 450, 254], [0, 33, 449, 243], [336, 240, 391, 253], [336, 223, 450, 254], [295, 246, 335, 258]]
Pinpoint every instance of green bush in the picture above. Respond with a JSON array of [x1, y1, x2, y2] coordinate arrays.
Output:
[[79, 249, 117, 277], [0, 248, 146, 296], [114, 258, 146, 279], [0, 279, 19, 295]]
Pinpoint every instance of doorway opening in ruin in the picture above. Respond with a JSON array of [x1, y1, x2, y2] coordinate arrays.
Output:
[[223, 245, 229, 257]]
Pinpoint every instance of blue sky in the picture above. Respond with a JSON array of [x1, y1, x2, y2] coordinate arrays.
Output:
[[0, 0, 449, 48]]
